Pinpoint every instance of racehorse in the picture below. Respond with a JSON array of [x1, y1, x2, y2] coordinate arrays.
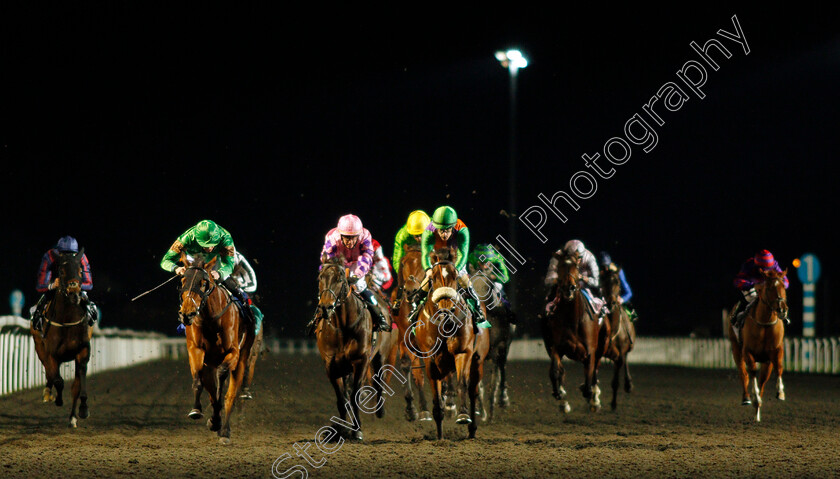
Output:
[[30, 248, 93, 428], [315, 256, 380, 441], [470, 267, 513, 422], [727, 268, 788, 422], [600, 265, 636, 410], [179, 253, 256, 445], [391, 246, 433, 421], [542, 251, 610, 413], [408, 247, 489, 439]]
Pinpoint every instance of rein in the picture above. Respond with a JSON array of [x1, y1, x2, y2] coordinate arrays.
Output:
[[753, 278, 787, 327], [181, 266, 233, 321], [318, 263, 365, 331]]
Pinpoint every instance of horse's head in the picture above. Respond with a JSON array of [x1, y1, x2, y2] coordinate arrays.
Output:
[[428, 248, 462, 313], [600, 265, 622, 302], [556, 253, 582, 302], [317, 256, 349, 318], [178, 252, 218, 325], [400, 245, 424, 293], [757, 268, 788, 318], [57, 247, 85, 305]]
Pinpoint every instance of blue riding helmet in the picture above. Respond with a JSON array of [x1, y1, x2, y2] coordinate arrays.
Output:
[[56, 236, 79, 253]]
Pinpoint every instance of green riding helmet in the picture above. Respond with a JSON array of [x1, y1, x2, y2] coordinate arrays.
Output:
[[195, 219, 222, 247], [431, 206, 458, 229]]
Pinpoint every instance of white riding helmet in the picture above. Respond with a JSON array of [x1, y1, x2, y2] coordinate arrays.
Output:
[[563, 239, 586, 256]]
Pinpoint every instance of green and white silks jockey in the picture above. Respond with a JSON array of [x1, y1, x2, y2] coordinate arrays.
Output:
[[467, 243, 516, 324], [160, 219, 263, 333], [408, 206, 490, 329]]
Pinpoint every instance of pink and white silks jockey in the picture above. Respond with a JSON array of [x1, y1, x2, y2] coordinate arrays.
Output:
[[544, 239, 608, 318], [320, 227, 374, 293]]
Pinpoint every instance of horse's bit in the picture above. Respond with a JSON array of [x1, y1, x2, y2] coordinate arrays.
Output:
[[179, 266, 216, 323], [318, 264, 348, 318]]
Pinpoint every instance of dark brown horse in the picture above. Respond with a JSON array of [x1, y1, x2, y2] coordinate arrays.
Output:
[[728, 268, 788, 422], [408, 248, 489, 439], [600, 265, 636, 410], [30, 248, 92, 428], [391, 245, 433, 421], [470, 267, 513, 422], [542, 252, 610, 413], [179, 253, 256, 445], [315, 256, 379, 441]]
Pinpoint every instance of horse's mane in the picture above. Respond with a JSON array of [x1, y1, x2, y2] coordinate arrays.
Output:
[[404, 244, 422, 253], [430, 247, 458, 264]]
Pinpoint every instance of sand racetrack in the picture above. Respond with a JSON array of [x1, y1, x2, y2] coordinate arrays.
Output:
[[2, 350, 839, 478]]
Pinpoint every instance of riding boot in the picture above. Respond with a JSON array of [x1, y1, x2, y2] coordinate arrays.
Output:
[[391, 285, 404, 311], [30, 294, 47, 331], [81, 292, 98, 326], [360, 289, 391, 332], [406, 293, 427, 328], [223, 277, 254, 324], [463, 286, 490, 331]]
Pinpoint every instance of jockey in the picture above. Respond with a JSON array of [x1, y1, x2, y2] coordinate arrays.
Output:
[[392, 210, 430, 274], [390, 209, 430, 309], [160, 220, 260, 327], [544, 239, 608, 318], [29, 236, 98, 331], [230, 250, 263, 334], [370, 238, 394, 292], [467, 243, 516, 324], [307, 214, 392, 336], [409, 205, 489, 329], [598, 251, 638, 321], [731, 249, 790, 337]]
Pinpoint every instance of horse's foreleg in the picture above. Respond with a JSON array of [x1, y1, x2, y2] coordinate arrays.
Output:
[[454, 353, 472, 425], [400, 348, 418, 421], [773, 348, 785, 401], [412, 357, 431, 420], [497, 344, 510, 408], [371, 352, 385, 419], [754, 362, 773, 422], [623, 351, 634, 393], [219, 351, 249, 444], [732, 347, 751, 405], [585, 352, 602, 413], [187, 341, 205, 419], [348, 359, 367, 441], [429, 370, 444, 440], [200, 367, 221, 432], [610, 356, 623, 411], [549, 351, 570, 413], [69, 347, 91, 428], [467, 353, 482, 438]]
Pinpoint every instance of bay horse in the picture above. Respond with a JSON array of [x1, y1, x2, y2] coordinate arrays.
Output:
[[315, 256, 379, 441], [408, 247, 489, 439], [179, 253, 256, 445], [600, 265, 636, 411], [391, 245, 433, 422], [727, 268, 788, 422], [30, 248, 92, 428], [470, 267, 513, 422], [542, 252, 610, 413]]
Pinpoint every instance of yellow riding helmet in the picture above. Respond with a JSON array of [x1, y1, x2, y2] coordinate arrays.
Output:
[[406, 210, 430, 235]]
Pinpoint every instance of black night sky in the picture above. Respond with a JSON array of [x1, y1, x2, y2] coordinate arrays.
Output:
[[3, 4, 839, 338]]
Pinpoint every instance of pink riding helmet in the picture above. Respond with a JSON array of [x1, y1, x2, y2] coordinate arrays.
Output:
[[337, 214, 363, 236], [754, 249, 775, 269]]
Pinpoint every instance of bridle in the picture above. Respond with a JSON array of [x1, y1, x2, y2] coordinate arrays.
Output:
[[557, 261, 580, 301], [755, 276, 788, 325], [318, 263, 349, 318], [46, 253, 87, 328], [179, 265, 219, 324]]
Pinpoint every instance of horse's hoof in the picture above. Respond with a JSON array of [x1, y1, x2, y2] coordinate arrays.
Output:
[[418, 411, 433, 421], [69, 416, 78, 428], [777, 392, 786, 401], [79, 405, 89, 419], [590, 404, 601, 413], [207, 419, 221, 432], [625, 383, 634, 393], [239, 388, 253, 400], [500, 390, 510, 408], [560, 402, 571, 414], [219, 437, 232, 446], [350, 430, 363, 442], [55, 397, 63, 407], [611, 401, 617, 411], [188, 409, 203, 420], [42, 388, 53, 403], [405, 407, 418, 422], [455, 413, 472, 425], [741, 399, 752, 406]]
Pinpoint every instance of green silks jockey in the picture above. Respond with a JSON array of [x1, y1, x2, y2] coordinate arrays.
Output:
[[407, 206, 490, 330], [161, 219, 263, 334], [468, 243, 516, 324]]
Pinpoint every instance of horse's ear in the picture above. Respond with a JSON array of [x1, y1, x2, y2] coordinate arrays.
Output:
[[321, 254, 329, 265], [77, 247, 84, 258], [782, 267, 788, 276]]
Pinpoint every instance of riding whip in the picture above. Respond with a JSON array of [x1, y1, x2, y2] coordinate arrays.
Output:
[[131, 275, 179, 301]]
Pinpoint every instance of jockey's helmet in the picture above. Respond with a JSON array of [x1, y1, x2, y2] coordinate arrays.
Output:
[[563, 239, 585, 257], [598, 251, 612, 267], [56, 236, 79, 253], [431, 206, 458, 229], [337, 214, 363, 236], [406, 210, 430, 235], [754, 249, 775, 269], [195, 220, 222, 247]]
